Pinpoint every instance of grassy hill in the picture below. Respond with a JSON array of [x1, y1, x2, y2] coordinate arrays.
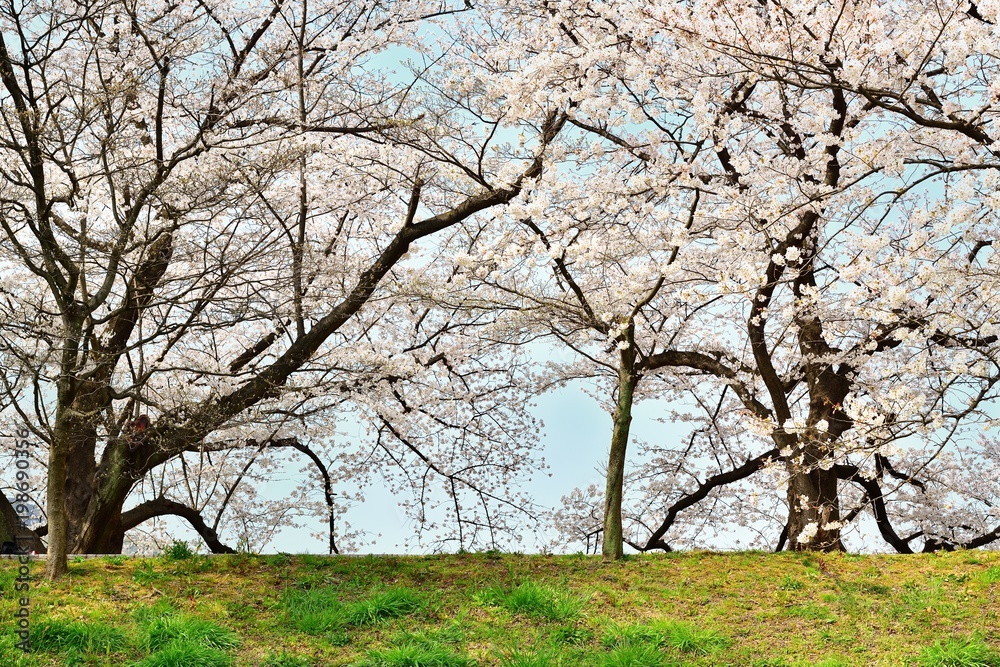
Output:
[[1, 549, 999, 666]]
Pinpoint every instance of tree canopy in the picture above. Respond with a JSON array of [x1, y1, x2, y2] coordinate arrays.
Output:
[[1, 0, 1000, 578]]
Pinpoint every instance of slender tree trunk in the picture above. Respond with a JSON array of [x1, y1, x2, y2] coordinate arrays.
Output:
[[785, 443, 843, 551], [46, 413, 71, 578], [603, 339, 637, 560]]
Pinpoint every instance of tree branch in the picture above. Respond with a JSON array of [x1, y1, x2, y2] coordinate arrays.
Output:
[[120, 496, 236, 554]]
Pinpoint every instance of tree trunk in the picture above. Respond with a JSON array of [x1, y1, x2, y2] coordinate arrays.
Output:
[[48, 380, 119, 572], [45, 414, 70, 578], [64, 416, 99, 552], [76, 492, 128, 554], [603, 340, 637, 560], [81, 513, 125, 554], [785, 443, 843, 551], [74, 454, 135, 554]]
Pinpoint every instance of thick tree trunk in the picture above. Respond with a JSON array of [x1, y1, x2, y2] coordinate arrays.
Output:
[[54, 233, 174, 562], [82, 515, 125, 554], [77, 493, 128, 554], [48, 408, 100, 572], [48, 433, 129, 556], [785, 443, 843, 551], [49, 378, 113, 556], [74, 454, 135, 554], [63, 416, 99, 552], [43, 378, 130, 566], [603, 342, 637, 561]]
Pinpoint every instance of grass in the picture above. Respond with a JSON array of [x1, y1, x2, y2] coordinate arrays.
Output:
[[499, 649, 561, 666], [32, 619, 129, 654], [661, 623, 727, 654], [477, 580, 585, 622], [918, 635, 1000, 667], [280, 585, 424, 634], [601, 621, 727, 654], [1, 551, 1000, 666], [261, 652, 314, 667], [600, 644, 675, 667], [349, 587, 425, 626], [134, 642, 233, 667], [601, 623, 662, 649], [133, 561, 166, 584], [281, 585, 349, 634], [551, 625, 592, 645], [163, 540, 196, 561], [144, 614, 241, 651], [354, 641, 476, 667]]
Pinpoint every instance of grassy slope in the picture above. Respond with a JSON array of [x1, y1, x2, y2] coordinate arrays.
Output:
[[0, 550, 998, 666]]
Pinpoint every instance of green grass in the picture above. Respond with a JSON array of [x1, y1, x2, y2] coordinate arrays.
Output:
[[784, 603, 836, 622], [661, 622, 727, 654], [144, 614, 240, 651], [32, 618, 129, 654], [601, 623, 661, 649], [135, 641, 233, 667], [918, 635, 1000, 667], [393, 622, 466, 647], [551, 625, 592, 645], [602, 621, 726, 654], [133, 601, 178, 625], [354, 641, 476, 666], [264, 553, 293, 567], [600, 644, 675, 667], [348, 587, 425, 626], [163, 540, 196, 561], [3, 551, 1000, 666], [133, 561, 166, 584], [280, 585, 424, 635], [280, 585, 349, 634], [498, 649, 561, 667], [261, 652, 314, 667], [477, 581, 584, 622], [778, 576, 804, 590]]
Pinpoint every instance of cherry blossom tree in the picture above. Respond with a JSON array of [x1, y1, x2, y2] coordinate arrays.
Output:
[[479, 0, 1000, 556], [673, 0, 1000, 554], [6, 0, 1000, 577], [0, 0, 564, 579]]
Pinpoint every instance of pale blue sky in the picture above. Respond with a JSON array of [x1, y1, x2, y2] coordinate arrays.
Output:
[[144, 378, 684, 556]]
